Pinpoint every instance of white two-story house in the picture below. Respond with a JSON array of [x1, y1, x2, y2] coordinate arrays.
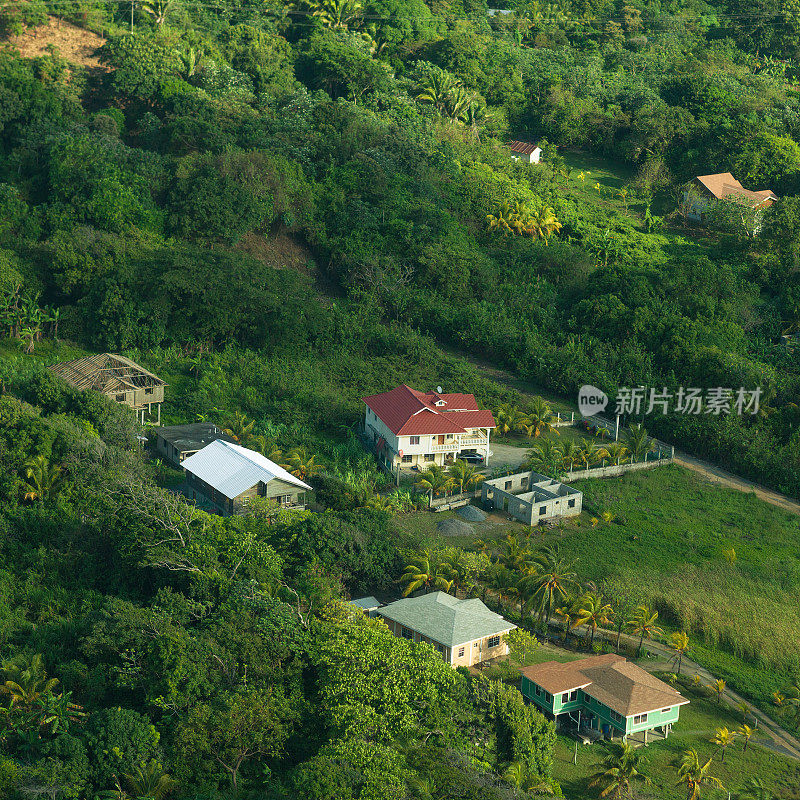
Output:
[[362, 384, 495, 469]]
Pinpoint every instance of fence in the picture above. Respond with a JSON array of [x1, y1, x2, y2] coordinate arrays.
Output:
[[430, 488, 481, 511]]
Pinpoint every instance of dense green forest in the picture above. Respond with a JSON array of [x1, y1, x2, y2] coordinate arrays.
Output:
[[2, 0, 800, 795]]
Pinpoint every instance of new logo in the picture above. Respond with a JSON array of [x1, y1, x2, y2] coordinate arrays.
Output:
[[578, 385, 609, 416]]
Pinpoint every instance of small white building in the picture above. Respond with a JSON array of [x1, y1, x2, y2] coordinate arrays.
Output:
[[362, 384, 495, 469], [508, 140, 542, 164]]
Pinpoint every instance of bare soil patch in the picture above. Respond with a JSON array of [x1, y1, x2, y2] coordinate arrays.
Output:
[[3, 16, 107, 71], [235, 231, 315, 277]]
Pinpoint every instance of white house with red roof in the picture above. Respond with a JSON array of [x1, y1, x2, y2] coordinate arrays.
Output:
[[362, 384, 495, 469]]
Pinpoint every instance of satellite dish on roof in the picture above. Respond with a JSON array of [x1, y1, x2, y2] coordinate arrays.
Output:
[[436, 386, 443, 394]]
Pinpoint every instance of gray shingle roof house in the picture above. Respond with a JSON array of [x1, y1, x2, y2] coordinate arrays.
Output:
[[181, 440, 311, 516], [154, 423, 236, 467], [349, 596, 382, 616], [377, 592, 515, 667]]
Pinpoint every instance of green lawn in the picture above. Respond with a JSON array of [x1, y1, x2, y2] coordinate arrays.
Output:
[[553, 683, 800, 799], [562, 150, 635, 192]]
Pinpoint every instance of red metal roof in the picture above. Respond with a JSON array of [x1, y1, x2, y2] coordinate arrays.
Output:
[[508, 140, 541, 156], [363, 384, 496, 436]]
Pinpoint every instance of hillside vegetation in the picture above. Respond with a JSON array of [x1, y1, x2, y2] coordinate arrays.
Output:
[[2, 0, 800, 796]]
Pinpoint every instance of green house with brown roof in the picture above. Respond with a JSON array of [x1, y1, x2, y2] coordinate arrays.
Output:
[[520, 654, 689, 745]]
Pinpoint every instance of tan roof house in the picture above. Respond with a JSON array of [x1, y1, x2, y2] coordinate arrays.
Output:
[[521, 654, 689, 744], [377, 591, 515, 667], [683, 172, 777, 233], [49, 353, 166, 423]]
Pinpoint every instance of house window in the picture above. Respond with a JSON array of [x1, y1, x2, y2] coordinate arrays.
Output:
[[521, 477, 529, 488], [487, 635, 501, 648], [539, 506, 547, 515], [115, 394, 126, 401], [534, 685, 542, 697], [562, 692, 569, 703], [410, 436, 420, 445], [504, 480, 512, 490], [544, 692, 552, 702], [402, 455, 413, 463], [633, 713, 648, 725], [660, 707, 672, 713], [473, 642, 479, 647], [458, 647, 465, 657], [145, 387, 154, 395], [424, 453, 435, 461], [569, 690, 578, 701], [401, 627, 413, 640], [568, 499, 576, 508]]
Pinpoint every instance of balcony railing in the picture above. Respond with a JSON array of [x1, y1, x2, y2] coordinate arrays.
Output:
[[459, 437, 488, 446]]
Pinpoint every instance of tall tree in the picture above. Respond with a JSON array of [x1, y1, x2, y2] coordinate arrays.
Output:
[[588, 741, 650, 799], [626, 605, 663, 658], [675, 749, 724, 800]]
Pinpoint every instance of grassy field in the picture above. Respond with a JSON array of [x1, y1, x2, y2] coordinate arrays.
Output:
[[553, 681, 800, 799]]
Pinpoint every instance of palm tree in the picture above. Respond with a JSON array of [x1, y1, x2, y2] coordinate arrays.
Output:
[[577, 438, 609, 469], [626, 605, 663, 658], [604, 442, 630, 466], [21, 455, 65, 503], [675, 749, 724, 800], [250, 435, 282, 462], [140, 0, 175, 25], [669, 632, 690, 675], [735, 777, 777, 800], [554, 599, 580, 642], [1, 653, 59, 708], [398, 549, 451, 596], [737, 723, 754, 753], [281, 447, 322, 480], [709, 678, 726, 704], [625, 424, 655, 463], [487, 201, 517, 235], [710, 727, 735, 762], [495, 404, 532, 438], [521, 546, 577, 624], [447, 459, 484, 494], [526, 397, 558, 438], [526, 204, 563, 243], [588, 741, 649, 799], [415, 464, 454, 503], [575, 592, 614, 646], [560, 440, 582, 472], [503, 759, 554, 795], [305, 0, 363, 30], [223, 412, 256, 446], [124, 761, 175, 800], [486, 562, 519, 615], [524, 438, 565, 478], [415, 67, 460, 115]]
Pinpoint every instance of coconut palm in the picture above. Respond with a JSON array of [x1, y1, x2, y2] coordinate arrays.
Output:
[[604, 441, 630, 466], [1, 653, 59, 708], [526, 397, 558, 438], [669, 632, 690, 675], [526, 204, 563, 243], [625, 424, 655, 462], [447, 459, 484, 494], [560, 440, 582, 472], [524, 438, 565, 478], [398, 549, 452, 596], [281, 447, 323, 479], [222, 412, 256, 446], [588, 741, 649, 799], [486, 562, 519, 615], [737, 723, 754, 752], [503, 759, 554, 794], [250, 435, 282, 462], [675, 749, 724, 799], [415, 464, 454, 502], [735, 777, 777, 800], [124, 761, 175, 800], [21, 455, 65, 503], [710, 727, 736, 762], [140, 0, 175, 25], [305, 0, 363, 30], [495, 404, 532, 438], [709, 678, 726, 704], [577, 438, 609, 469], [415, 67, 460, 115], [575, 592, 614, 645], [626, 605, 663, 658], [521, 546, 577, 624], [554, 599, 581, 642]]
